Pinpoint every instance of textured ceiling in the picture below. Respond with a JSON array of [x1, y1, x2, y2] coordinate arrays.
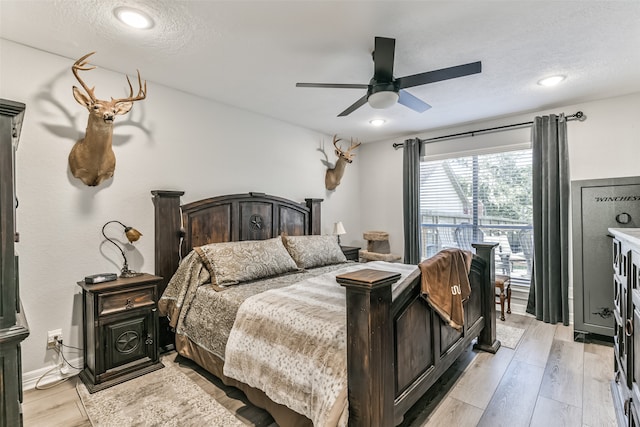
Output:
[[1, 0, 639, 143]]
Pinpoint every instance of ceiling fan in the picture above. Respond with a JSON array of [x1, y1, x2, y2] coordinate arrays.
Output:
[[296, 36, 482, 117]]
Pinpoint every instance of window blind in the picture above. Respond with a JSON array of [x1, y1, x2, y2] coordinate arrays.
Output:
[[419, 148, 533, 284]]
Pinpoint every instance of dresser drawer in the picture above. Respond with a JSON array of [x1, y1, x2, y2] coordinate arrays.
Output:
[[98, 287, 155, 315]]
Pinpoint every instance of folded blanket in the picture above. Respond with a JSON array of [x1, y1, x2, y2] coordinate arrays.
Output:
[[223, 261, 418, 427], [419, 248, 472, 331]]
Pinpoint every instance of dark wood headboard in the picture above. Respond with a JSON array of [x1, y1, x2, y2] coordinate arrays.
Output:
[[151, 190, 322, 349], [151, 190, 323, 296]]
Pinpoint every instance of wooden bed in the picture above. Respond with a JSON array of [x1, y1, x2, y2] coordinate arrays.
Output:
[[151, 190, 499, 427]]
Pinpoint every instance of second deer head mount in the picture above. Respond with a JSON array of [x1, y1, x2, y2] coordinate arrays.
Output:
[[69, 52, 147, 186], [325, 135, 361, 191]]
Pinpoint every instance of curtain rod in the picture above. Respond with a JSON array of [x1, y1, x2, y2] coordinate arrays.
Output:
[[392, 111, 586, 149]]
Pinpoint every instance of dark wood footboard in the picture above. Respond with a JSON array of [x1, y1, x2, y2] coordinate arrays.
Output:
[[339, 243, 498, 427]]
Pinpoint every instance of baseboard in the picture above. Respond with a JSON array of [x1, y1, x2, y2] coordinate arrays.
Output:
[[23, 355, 83, 391]]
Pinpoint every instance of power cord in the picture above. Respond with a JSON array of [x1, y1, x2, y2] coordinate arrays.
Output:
[[34, 339, 83, 390], [57, 340, 83, 370]]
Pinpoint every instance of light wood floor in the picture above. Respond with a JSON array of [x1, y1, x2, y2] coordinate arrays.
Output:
[[23, 313, 616, 427]]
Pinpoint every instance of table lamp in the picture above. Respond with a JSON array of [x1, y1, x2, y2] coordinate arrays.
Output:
[[101, 220, 143, 278], [333, 221, 346, 245]]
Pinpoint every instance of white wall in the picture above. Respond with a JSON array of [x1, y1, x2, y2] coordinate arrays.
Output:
[[0, 40, 361, 381], [358, 91, 640, 257], [5, 35, 639, 384]]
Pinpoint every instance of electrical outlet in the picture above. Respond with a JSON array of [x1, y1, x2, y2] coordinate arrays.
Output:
[[47, 329, 62, 349]]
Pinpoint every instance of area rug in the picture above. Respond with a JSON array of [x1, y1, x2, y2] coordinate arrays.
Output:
[[496, 322, 525, 349], [76, 355, 244, 427]]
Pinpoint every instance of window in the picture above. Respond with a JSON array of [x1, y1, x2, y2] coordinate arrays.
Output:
[[420, 149, 533, 285]]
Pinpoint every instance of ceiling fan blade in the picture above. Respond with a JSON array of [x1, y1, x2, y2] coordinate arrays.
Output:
[[296, 83, 368, 89], [398, 90, 432, 113], [396, 61, 482, 89], [373, 37, 395, 82], [338, 95, 368, 117]]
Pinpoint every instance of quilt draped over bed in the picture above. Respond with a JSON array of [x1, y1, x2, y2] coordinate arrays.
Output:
[[223, 261, 418, 427]]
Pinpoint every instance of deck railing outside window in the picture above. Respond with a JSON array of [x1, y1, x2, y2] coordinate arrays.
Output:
[[420, 218, 533, 285]]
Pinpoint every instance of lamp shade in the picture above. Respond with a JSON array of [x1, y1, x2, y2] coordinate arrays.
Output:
[[368, 91, 399, 109], [333, 221, 346, 236], [124, 227, 142, 243]]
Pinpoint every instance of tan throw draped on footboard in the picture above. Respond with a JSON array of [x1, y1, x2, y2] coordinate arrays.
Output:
[[419, 248, 473, 331]]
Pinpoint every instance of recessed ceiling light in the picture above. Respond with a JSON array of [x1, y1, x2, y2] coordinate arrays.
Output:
[[114, 7, 154, 30], [537, 75, 566, 87], [369, 119, 386, 126]]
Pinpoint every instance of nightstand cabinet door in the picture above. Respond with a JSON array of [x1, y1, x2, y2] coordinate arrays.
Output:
[[102, 307, 158, 377], [79, 274, 163, 393]]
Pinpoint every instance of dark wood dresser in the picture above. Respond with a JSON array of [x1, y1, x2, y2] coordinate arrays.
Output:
[[78, 273, 163, 393], [610, 228, 640, 426], [0, 99, 28, 427]]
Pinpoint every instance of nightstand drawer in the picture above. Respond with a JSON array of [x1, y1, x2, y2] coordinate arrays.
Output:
[[98, 287, 155, 315]]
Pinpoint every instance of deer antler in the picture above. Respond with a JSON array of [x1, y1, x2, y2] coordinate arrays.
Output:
[[72, 51, 98, 102], [332, 134, 345, 154], [112, 70, 147, 104], [345, 139, 362, 155]]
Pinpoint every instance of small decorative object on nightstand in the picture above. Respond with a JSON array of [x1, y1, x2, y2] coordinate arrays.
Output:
[[78, 273, 163, 393], [340, 245, 361, 262]]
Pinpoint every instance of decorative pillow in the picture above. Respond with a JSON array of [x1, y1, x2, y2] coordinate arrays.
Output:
[[282, 234, 347, 269], [194, 237, 299, 288]]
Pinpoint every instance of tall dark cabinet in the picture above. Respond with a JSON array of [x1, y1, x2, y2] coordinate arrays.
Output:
[[610, 228, 640, 427], [0, 99, 29, 427], [572, 177, 640, 340]]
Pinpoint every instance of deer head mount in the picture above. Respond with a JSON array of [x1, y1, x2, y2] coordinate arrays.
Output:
[[69, 52, 147, 186], [325, 135, 361, 191]]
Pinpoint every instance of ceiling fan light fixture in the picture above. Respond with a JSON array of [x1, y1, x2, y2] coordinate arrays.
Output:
[[368, 91, 399, 109], [114, 7, 154, 29], [369, 119, 386, 126], [537, 75, 566, 87]]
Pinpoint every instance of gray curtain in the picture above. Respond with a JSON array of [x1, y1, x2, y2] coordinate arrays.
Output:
[[403, 138, 422, 265], [526, 115, 570, 325]]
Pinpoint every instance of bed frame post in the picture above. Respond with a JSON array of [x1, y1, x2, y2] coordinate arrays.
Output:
[[472, 242, 500, 353], [151, 190, 184, 349], [305, 198, 323, 235], [338, 275, 397, 427]]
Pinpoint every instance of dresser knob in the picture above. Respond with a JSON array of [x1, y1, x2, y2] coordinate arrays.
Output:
[[145, 333, 153, 345], [125, 298, 134, 309]]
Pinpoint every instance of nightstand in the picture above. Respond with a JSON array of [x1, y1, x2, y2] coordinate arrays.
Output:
[[78, 273, 164, 393], [340, 245, 361, 262]]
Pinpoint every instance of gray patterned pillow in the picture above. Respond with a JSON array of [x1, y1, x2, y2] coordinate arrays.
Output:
[[282, 234, 347, 269], [195, 237, 299, 287]]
